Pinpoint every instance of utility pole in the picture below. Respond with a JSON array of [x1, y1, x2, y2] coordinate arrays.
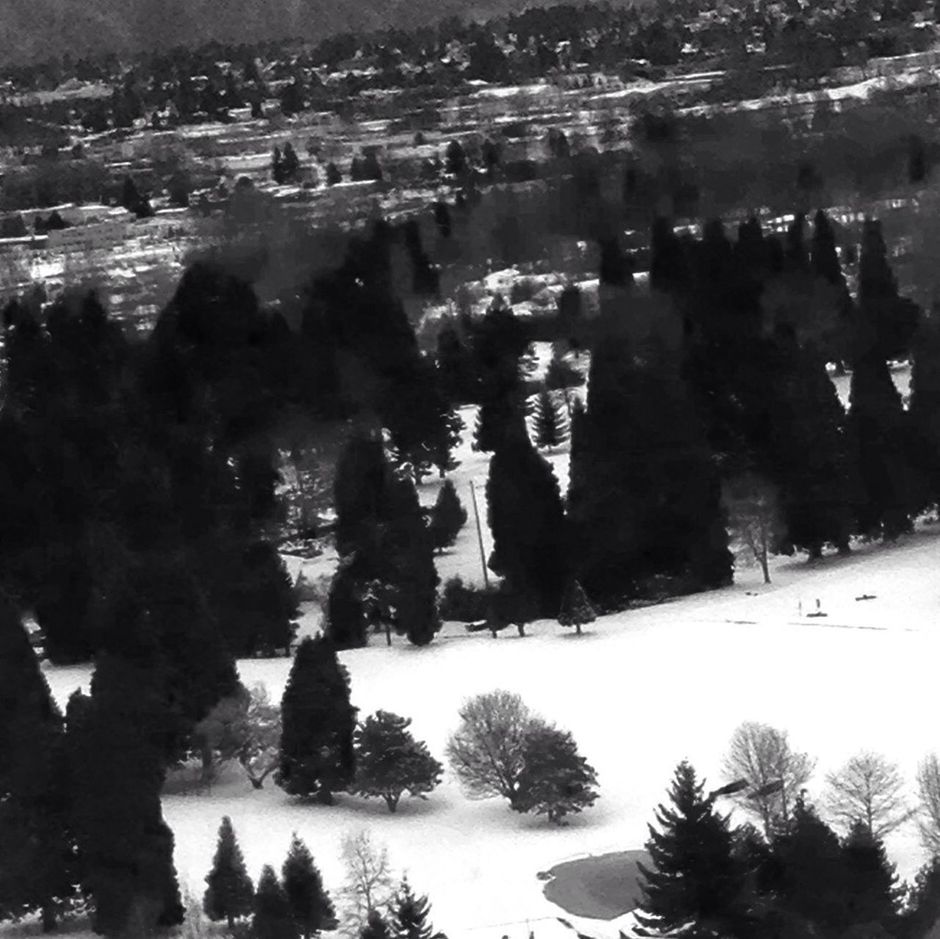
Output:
[[469, 479, 490, 588]]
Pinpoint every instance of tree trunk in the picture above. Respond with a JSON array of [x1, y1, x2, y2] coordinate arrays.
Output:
[[41, 903, 56, 933], [228, 914, 235, 931], [760, 546, 771, 584], [316, 787, 334, 806], [385, 621, 392, 647], [516, 622, 526, 637], [576, 622, 582, 636], [200, 741, 216, 784], [386, 794, 399, 813]]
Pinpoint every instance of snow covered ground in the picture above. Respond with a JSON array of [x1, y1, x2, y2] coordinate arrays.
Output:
[[38, 400, 940, 939]]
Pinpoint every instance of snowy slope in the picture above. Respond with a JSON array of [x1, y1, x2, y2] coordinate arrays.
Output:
[[36, 394, 940, 938], [41, 519, 940, 938]]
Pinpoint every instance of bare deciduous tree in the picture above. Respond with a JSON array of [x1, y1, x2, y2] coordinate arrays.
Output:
[[723, 474, 784, 585], [192, 683, 281, 790], [824, 751, 913, 838], [337, 829, 395, 938], [722, 721, 816, 836], [445, 690, 534, 802], [917, 754, 940, 856]]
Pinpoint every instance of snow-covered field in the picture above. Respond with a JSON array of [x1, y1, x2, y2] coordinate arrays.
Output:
[[38, 401, 940, 939]]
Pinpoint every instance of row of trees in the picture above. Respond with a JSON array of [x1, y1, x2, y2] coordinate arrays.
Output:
[[635, 724, 940, 939], [450, 207, 940, 623], [275, 639, 599, 823], [203, 817, 446, 939]]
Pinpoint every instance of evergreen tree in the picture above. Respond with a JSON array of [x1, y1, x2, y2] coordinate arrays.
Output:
[[214, 542, 299, 657], [848, 351, 914, 540], [899, 856, 940, 939], [326, 162, 342, 186], [512, 722, 599, 823], [361, 909, 391, 939], [0, 598, 80, 932], [857, 218, 920, 361], [567, 299, 731, 609], [765, 329, 855, 557], [389, 877, 443, 939], [841, 822, 902, 936], [381, 473, 441, 647], [69, 654, 184, 936], [557, 579, 595, 636], [282, 834, 337, 939], [253, 866, 298, 939], [277, 636, 357, 804], [327, 558, 370, 650], [334, 434, 389, 563], [429, 480, 468, 553], [203, 816, 254, 930], [352, 710, 443, 813], [486, 419, 569, 618], [766, 796, 850, 935], [471, 398, 518, 453], [436, 321, 478, 405], [532, 389, 570, 449], [635, 762, 746, 939], [907, 316, 940, 515]]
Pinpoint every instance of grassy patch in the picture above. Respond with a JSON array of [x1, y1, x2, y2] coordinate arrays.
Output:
[[541, 849, 650, 920]]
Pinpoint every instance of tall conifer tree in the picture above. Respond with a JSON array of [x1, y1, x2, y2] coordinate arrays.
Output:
[[203, 816, 254, 930], [0, 598, 80, 932], [282, 834, 336, 939], [69, 654, 183, 937], [277, 636, 357, 804], [635, 762, 745, 938], [486, 418, 569, 618]]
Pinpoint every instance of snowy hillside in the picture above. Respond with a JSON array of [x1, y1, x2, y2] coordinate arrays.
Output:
[[42, 503, 940, 939]]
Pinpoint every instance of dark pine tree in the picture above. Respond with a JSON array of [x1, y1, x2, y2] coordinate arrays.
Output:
[[899, 856, 940, 939], [282, 833, 337, 939], [765, 796, 850, 936], [856, 218, 920, 361], [486, 418, 569, 618], [841, 822, 902, 937], [557, 579, 596, 636], [532, 389, 570, 450], [334, 433, 389, 563], [389, 877, 442, 939], [848, 351, 914, 540], [471, 398, 519, 453], [436, 320, 479, 406], [277, 636, 357, 804], [0, 597, 80, 933], [326, 162, 342, 186], [567, 299, 731, 609], [68, 654, 184, 937], [362, 909, 392, 939], [907, 315, 940, 516], [429, 479, 468, 553], [203, 816, 255, 930], [381, 473, 441, 647], [327, 558, 369, 650], [635, 762, 746, 939], [765, 327, 856, 557], [253, 866, 298, 939]]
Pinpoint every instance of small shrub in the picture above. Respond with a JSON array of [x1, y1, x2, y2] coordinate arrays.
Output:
[[438, 577, 496, 622]]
